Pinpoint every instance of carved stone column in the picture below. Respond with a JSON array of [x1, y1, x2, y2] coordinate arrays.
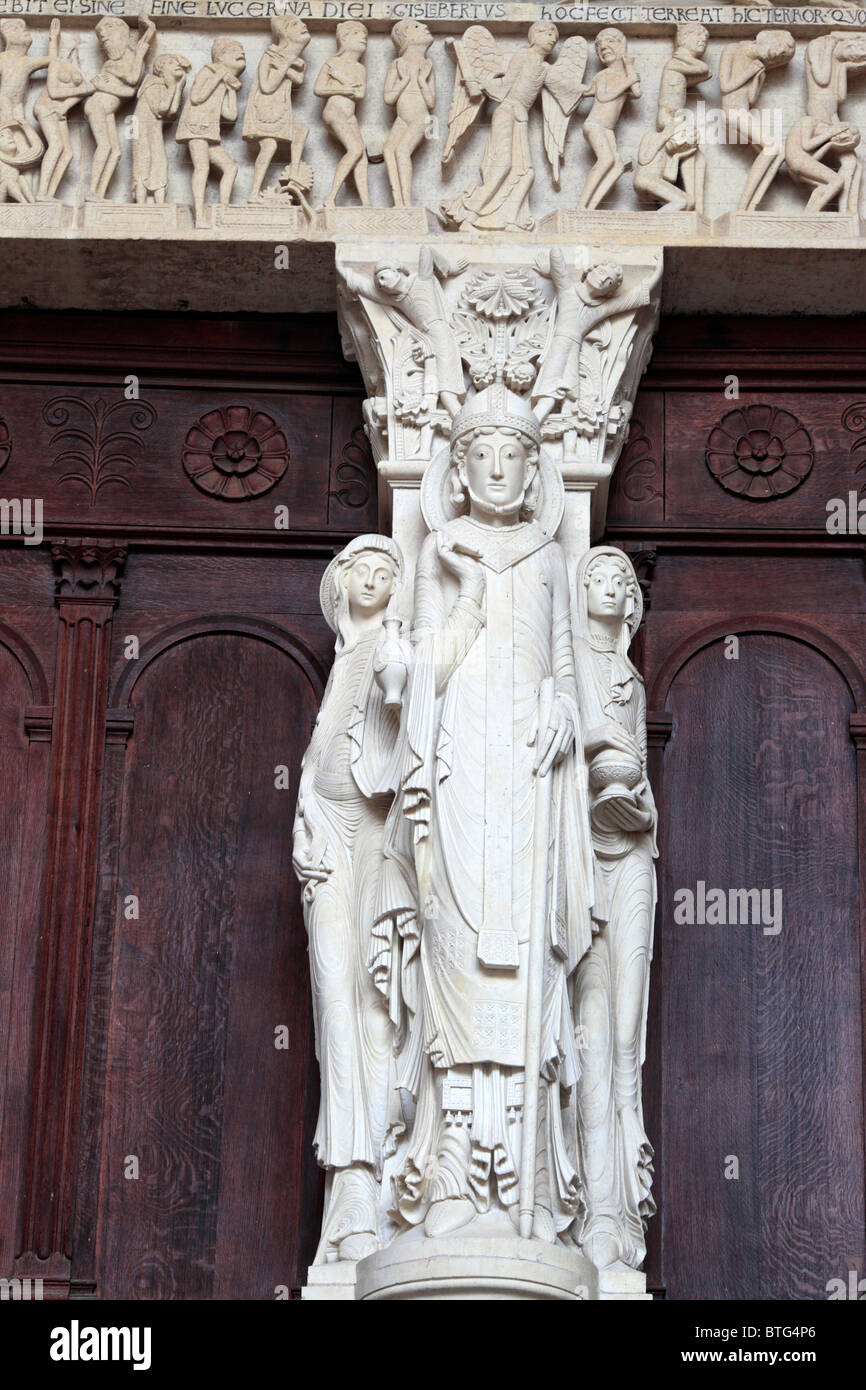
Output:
[[336, 239, 662, 578], [15, 541, 125, 1297]]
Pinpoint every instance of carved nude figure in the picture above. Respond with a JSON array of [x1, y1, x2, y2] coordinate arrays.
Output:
[[294, 534, 412, 1263], [440, 22, 586, 232], [176, 38, 246, 228], [340, 246, 467, 419], [0, 17, 46, 201], [634, 23, 710, 213], [383, 19, 435, 208], [243, 16, 310, 203], [131, 53, 190, 205], [0, 19, 48, 125], [579, 28, 641, 211], [532, 249, 662, 426], [719, 30, 795, 212], [84, 16, 155, 201], [573, 546, 657, 1274], [0, 118, 42, 201], [785, 31, 866, 213], [315, 21, 369, 209], [33, 19, 91, 202]]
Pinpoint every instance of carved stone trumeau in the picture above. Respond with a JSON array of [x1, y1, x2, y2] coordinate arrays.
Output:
[[292, 237, 665, 1300]]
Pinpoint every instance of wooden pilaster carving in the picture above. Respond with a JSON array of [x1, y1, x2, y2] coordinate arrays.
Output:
[[16, 541, 125, 1297]]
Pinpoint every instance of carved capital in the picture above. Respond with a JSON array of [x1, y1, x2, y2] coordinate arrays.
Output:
[[51, 541, 127, 602], [336, 241, 662, 560]]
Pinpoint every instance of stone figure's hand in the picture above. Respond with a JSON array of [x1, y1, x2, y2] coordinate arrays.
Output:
[[292, 829, 330, 889], [589, 721, 641, 763], [633, 779, 656, 821], [533, 696, 575, 776], [435, 531, 485, 604]]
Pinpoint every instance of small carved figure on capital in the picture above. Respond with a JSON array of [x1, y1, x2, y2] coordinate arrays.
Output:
[[532, 248, 662, 434], [341, 246, 468, 422]]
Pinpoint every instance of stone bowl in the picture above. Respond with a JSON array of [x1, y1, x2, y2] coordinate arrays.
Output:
[[588, 748, 642, 794]]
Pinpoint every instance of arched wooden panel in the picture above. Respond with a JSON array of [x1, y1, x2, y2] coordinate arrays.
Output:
[[659, 633, 864, 1299], [0, 639, 50, 1272], [96, 630, 323, 1299]]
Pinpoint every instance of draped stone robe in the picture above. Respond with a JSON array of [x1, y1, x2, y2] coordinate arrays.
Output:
[[388, 516, 595, 1223], [295, 630, 411, 1179], [572, 632, 658, 1268]]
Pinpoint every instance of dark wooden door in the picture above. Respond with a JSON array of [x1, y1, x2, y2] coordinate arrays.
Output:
[[659, 634, 863, 1300], [611, 317, 866, 1300]]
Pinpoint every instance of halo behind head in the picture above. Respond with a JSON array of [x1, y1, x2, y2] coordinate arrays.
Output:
[[319, 533, 404, 634]]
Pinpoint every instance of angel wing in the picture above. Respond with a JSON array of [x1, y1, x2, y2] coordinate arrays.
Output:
[[442, 25, 503, 167], [541, 35, 588, 188]]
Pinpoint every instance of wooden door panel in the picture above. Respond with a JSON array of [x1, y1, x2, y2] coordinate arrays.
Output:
[[97, 630, 323, 1299], [0, 639, 50, 1273], [660, 634, 864, 1299]]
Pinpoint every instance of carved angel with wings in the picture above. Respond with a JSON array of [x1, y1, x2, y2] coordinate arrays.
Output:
[[440, 21, 586, 232]]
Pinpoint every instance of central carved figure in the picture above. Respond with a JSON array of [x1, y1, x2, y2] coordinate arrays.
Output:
[[382, 384, 596, 1241], [302, 247, 664, 1298]]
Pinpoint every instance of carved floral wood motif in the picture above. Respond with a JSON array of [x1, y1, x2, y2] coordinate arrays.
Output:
[[181, 405, 290, 500], [705, 403, 815, 500]]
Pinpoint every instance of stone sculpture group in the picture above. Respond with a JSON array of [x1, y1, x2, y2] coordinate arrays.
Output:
[[3, 14, 866, 225], [295, 244, 662, 1300]]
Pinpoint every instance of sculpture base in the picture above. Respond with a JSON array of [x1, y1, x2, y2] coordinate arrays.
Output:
[[0, 202, 69, 233], [318, 206, 432, 237], [79, 202, 180, 235], [355, 1230, 598, 1301], [213, 204, 307, 235], [540, 208, 710, 241], [718, 211, 860, 242], [300, 1261, 358, 1301], [598, 1267, 653, 1301]]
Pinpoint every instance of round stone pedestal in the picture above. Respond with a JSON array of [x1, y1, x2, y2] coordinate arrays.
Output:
[[356, 1232, 598, 1301]]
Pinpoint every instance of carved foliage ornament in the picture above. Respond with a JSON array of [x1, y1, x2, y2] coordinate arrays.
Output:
[[706, 404, 814, 500], [182, 405, 289, 500], [0, 414, 10, 472], [43, 396, 156, 505], [329, 424, 374, 515]]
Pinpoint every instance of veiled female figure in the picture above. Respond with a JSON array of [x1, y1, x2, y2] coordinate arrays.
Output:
[[293, 534, 413, 1263], [572, 546, 658, 1273]]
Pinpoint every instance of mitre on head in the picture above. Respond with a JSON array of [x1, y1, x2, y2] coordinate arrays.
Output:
[[450, 382, 542, 449]]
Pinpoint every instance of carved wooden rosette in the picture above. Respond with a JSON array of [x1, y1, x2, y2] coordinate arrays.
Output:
[[336, 241, 663, 567], [15, 541, 126, 1296]]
